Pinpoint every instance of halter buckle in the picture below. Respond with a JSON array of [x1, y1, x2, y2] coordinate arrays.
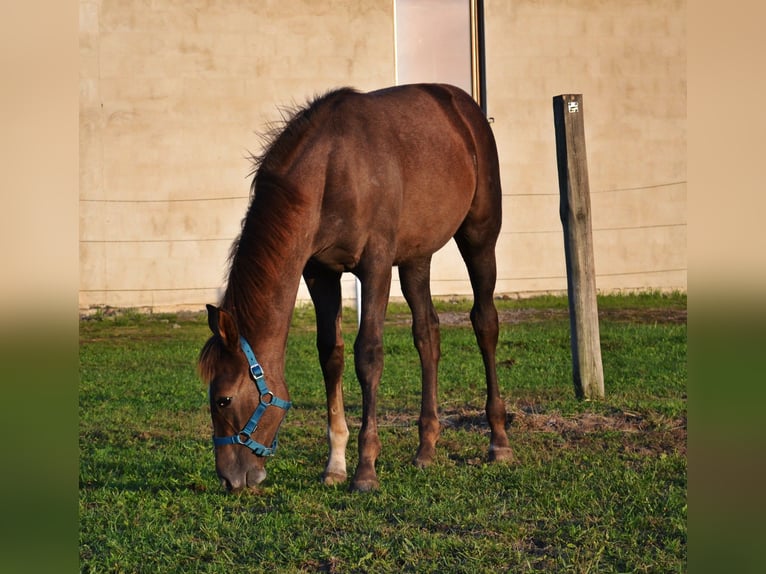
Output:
[[211, 336, 292, 457]]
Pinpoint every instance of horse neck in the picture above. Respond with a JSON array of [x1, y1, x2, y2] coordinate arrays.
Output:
[[222, 180, 315, 386], [224, 253, 304, 376]]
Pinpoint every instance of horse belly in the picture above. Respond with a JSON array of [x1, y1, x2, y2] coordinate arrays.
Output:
[[393, 210, 468, 263], [392, 165, 475, 262], [310, 244, 361, 272]]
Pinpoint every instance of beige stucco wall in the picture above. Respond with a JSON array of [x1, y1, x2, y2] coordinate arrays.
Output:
[[79, 0, 686, 312], [483, 0, 686, 296]]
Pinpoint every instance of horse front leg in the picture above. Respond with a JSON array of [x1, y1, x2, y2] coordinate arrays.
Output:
[[305, 267, 349, 485], [350, 266, 392, 492], [321, 326, 350, 485]]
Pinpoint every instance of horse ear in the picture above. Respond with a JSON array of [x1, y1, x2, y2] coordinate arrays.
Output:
[[206, 304, 239, 351]]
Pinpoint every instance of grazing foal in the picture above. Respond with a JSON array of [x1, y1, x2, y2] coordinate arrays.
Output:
[[199, 84, 513, 493]]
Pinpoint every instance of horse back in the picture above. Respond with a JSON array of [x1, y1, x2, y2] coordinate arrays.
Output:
[[291, 84, 501, 268]]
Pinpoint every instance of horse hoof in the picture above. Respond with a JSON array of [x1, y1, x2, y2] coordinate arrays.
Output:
[[489, 446, 515, 463], [322, 472, 347, 486], [413, 456, 433, 469], [350, 478, 379, 492], [413, 446, 435, 468]]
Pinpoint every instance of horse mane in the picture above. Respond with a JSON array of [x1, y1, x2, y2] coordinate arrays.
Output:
[[218, 88, 359, 338], [217, 173, 299, 336]]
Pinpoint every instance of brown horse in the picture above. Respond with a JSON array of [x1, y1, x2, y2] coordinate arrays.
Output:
[[199, 83, 513, 493]]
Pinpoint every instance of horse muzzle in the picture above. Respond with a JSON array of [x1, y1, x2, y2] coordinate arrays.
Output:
[[219, 466, 267, 493]]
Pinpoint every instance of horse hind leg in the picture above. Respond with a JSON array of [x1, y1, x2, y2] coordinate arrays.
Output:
[[304, 266, 349, 485], [399, 258, 441, 468], [454, 232, 514, 463]]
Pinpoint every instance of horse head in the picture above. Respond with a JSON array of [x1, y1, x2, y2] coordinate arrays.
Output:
[[199, 305, 291, 493]]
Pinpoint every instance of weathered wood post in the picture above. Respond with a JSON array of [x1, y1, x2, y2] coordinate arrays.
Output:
[[553, 94, 605, 400]]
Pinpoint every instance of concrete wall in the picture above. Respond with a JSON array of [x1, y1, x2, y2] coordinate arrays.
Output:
[[484, 0, 686, 296], [79, 0, 686, 312]]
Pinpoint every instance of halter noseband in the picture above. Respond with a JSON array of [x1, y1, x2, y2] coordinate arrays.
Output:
[[212, 336, 292, 456]]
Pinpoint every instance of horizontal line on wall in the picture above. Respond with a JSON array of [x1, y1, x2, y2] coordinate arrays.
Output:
[[506, 180, 686, 198], [82, 268, 686, 295], [594, 222, 687, 232], [80, 196, 249, 203], [79, 181, 686, 204], [592, 180, 686, 194], [508, 222, 686, 235], [81, 287, 221, 293], [80, 222, 687, 244], [595, 268, 687, 278], [80, 238, 233, 244], [496, 268, 685, 282], [499, 277, 565, 283]]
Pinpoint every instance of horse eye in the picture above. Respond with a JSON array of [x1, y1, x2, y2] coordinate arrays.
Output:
[[216, 397, 232, 409]]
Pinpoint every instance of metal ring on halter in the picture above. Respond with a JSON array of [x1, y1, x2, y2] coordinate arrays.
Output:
[[211, 336, 292, 456]]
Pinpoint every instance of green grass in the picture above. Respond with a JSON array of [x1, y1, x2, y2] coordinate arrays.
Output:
[[80, 293, 686, 572]]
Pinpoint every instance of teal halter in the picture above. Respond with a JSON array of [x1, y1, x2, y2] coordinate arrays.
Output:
[[212, 336, 292, 456]]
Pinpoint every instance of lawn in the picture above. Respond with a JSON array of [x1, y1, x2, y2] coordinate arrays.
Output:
[[80, 293, 686, 572]]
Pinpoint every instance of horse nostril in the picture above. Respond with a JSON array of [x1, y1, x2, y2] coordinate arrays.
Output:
[[220, 476, 243, 493], [248, 467, 268, 486]]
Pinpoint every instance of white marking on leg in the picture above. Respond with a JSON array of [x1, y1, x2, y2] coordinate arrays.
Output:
[[325, 423, 349, 478]]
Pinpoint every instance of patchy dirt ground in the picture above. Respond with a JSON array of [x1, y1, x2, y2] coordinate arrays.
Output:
[[511, 408, 688, 458], [82, 303, 687, 327], [435, 306, 687, 460], [436, 307, 687, 327], [376, 401, 687, 462]]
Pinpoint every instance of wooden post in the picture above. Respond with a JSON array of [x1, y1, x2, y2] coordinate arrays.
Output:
[[553, 94, 605, 400]]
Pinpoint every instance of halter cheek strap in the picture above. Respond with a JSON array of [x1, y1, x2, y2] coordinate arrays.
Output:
[[212, 336, 292, 456]]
